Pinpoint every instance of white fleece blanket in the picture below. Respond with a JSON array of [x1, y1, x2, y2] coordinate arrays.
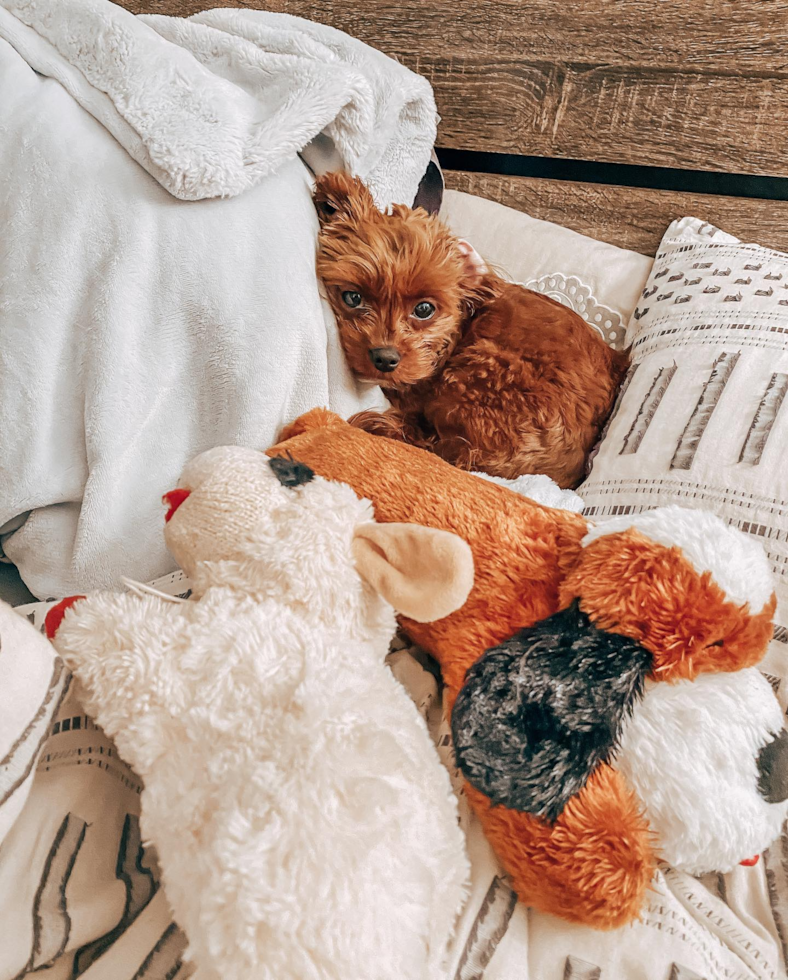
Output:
[[0, 0, 437, 599]]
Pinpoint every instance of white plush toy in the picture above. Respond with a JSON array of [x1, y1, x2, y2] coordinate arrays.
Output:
[[48, 447, 474, 980]]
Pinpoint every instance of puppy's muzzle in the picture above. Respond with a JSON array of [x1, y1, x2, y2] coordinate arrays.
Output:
[[369, 347, 401, 373]]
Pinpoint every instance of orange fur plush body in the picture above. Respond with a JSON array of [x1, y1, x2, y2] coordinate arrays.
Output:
[[269, 409, 783, 929], [314, 172, 628, 488]]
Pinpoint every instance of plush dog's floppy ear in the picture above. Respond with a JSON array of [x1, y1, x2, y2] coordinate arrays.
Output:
[[451, 601, 651, 821], [352, 522, 473, 623], [313, 171, 377, 226]]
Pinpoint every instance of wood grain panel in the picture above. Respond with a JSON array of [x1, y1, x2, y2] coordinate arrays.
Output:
[[445, 171, 788, 256], [117, 0, 788, 177], [118, 0, 788, 71]]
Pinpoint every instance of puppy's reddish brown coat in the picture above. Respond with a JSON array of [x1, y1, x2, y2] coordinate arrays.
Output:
[[315, 172, 628, 488]]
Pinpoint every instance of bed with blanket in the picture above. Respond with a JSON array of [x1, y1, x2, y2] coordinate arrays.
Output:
[[1, 0, 788, 978]]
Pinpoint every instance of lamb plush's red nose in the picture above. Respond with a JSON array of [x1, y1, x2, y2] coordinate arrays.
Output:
[[740, 855, 760, 867], [163, 488, 190, 523], [44, 595, 85, 640]]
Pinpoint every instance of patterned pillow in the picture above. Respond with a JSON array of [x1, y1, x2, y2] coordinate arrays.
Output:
[[580, 216, 788, 685]]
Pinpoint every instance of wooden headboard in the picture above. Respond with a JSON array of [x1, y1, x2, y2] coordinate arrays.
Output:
[[118, 0, 788, 255]]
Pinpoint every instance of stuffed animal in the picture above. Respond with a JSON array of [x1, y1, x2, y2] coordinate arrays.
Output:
[[47, 447, 474, 980], [268, 409, 788, 929]]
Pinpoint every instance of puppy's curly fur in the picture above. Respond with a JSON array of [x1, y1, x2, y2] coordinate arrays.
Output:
[[315, 172, 629, 488]]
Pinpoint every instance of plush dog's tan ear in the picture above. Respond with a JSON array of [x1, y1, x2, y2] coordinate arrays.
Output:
[[313, 171, 377, 226], [352, 523, 474, 623]]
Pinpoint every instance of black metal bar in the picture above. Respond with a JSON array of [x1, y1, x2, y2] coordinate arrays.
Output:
[[435, 148, 788, 202]]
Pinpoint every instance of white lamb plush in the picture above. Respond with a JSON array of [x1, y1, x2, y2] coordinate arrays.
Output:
[[49, 446, 474, 980]]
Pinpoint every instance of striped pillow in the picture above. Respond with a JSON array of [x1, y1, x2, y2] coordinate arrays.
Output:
[[0, 601, 70, 845], [580, 216, 788, 683]]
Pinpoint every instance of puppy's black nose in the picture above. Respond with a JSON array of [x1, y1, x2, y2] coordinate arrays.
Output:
[[369, 347, 401, 373]]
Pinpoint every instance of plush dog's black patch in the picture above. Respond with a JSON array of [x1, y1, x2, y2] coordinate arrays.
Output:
[[757, 728, 788, 804], [268, 455, 314, 488], [451, 601, 651, 821]]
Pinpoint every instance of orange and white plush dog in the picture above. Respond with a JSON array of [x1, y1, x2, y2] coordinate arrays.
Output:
[[314, 172, 628, 487], [270, 410, 787, 929]]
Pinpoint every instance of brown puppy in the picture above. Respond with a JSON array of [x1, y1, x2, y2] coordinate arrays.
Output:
[[315, 172, 628, 488]]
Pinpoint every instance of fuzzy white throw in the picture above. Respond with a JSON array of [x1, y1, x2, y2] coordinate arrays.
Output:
[[0, 0, 437, 206], [0, 0, 437, 599]]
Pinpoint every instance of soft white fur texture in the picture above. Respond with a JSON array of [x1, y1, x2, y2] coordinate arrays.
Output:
[[0, 0, 436, 205], [0, 0, 431, 599], [615, 669, 788, 874], [582, 505, 775, 612], [473, 471, 584, 513], [0, 31, 391, 599], [53, 447, 470, 980]]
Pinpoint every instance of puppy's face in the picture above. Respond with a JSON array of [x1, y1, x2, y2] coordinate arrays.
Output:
[[314, 172, 488, 388]]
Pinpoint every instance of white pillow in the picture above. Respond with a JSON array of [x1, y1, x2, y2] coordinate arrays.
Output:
[[440, 189, 653, 350]]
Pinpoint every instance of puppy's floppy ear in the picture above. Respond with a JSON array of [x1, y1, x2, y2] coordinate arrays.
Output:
[[455, 239, 489, 284], [313, 171, 377, 226], [454, 238, 501, 309], [451, 601, 651, 821], [352, 522, 473, 623]]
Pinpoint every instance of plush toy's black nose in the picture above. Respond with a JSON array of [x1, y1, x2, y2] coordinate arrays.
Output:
[[369, 347, 401, 372], [757, 729, 788, 803]]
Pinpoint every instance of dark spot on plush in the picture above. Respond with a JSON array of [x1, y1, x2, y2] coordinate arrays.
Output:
[[407, 646, 442, 681], [451, 601, 652, 821], [268, 455, 314, 489], [757, 728, 788, 804], [412, 155, 444, 216]]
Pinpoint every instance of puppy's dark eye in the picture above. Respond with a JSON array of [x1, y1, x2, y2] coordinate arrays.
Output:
[[413, 301, 436, 320], [342, 290, 363, 308]]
